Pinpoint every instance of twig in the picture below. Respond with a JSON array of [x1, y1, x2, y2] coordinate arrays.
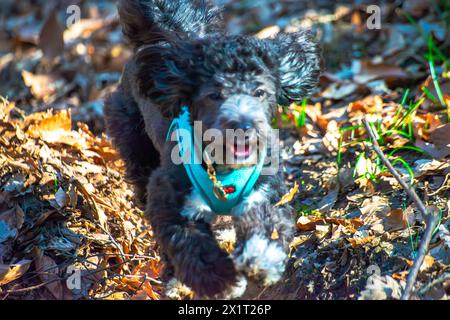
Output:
[[363, 118, 439, 300], [427, 173, 449, 196], [6, 259, 132, 295], [418, 272, 450, 297]]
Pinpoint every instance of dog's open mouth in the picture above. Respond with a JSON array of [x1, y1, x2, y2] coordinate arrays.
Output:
[[221, 139, 259, 169], [231, 142, 252, 159]]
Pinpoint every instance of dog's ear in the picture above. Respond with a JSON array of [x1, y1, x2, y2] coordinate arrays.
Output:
[[135, 44, 195, 117], [274, 31, 321, 105]]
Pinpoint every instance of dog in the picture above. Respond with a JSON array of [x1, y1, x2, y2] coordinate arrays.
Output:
[[104, 0, 321, 298]]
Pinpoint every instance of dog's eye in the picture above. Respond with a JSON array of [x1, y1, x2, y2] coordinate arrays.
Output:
[[207, 92, 223, 101], [254, 89, 267, 98]]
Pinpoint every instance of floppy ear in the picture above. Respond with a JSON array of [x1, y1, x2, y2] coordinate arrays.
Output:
[[135, 44, 195, 117], [274, 31, 321, 105]]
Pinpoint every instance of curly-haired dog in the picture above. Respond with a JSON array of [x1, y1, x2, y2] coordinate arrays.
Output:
[[104, 0, 320, 298]]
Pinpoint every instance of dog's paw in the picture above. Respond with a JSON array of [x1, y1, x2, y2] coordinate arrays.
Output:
[[174, 234, 238, 298], [220, 275, 247, 299], [234, 234, 287, 286], [164, 278, 194, 300]]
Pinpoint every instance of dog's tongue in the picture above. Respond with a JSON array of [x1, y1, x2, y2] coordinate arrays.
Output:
[[233, 143, 251, 157]]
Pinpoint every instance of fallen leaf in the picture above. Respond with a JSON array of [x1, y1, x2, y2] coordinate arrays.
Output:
[[271, 228, 279, 240], [316, 188, 339, 212], [33, 247, 64, 299], [25, 109, 71, 135], [275, 182, 299, 207], [347, 95, 384, 116], [383, 208, 415, 231], [428, 123, 450, 157], [104, 292, 131, 300], [54, 187, 69, 208], [420, 255, 435, 272], [415, 139, 450, 159], [392, 271, 408, 281], [360, 196, 390, 221], [38, 10, 64, 60], [322, 82, 359, 100], [347, 235, 375, 247], [296, 216, 363, 233], [327, 217, 364, 233], [21, 71, 63, 102], [353, 59, 409, 84], [141, 281, 160, 300], [297, 215, 324, 231], [0, 260, 32, 285]]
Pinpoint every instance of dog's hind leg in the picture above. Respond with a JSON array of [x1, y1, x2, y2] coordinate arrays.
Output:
[[146, 164, 238, 298], [104, 89, 160, 208]]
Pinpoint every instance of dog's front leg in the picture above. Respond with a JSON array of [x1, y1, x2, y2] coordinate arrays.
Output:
[[146, 165, 238, 298], [232, 180, 295, 286]]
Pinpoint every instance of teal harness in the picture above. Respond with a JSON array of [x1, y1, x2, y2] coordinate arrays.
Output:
[[166, 106, 265, 215]]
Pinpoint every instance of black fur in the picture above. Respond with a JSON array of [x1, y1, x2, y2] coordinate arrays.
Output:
[[104, 90, 160, 207], [105, 0, 321, 298], [118, 0, 221, 48]]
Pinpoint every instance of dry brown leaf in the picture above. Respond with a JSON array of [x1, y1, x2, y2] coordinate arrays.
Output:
[[26, 109, 71, 136], [428, 123, 450, 157], [348, 95, 384, 116], [415, 139, 450, 160], [0, 99, 15, 121], [351, 10, 364, 33], [297, 215, 324, 231], [140, 281, 160, 300], [25, 110, 94, 150], [104, 292, 131, 300], [327, 217, 364, 233], [0, 205, 24, 233], [420, 255, 435, 272], [63, 18, 107, 43], [383, 208, 415, 231], [347, 235, 375, 248], [33, 248, 64, 299], [322, 82, 359, 100], [275, 181, 299, 207], [0, 260, 32, 286], [360, 196, 390, 221], [21, 71, 63, 102], [131, 259, 161, 281], [74, 180, 108, 229], [412, 113, 443, 141], [303, 102, 330, 131], [54, 187, 69, 208], [392, 271, 408, 281], [354, 60, 409, 84], [38, 10, 64, 60], [271, 228, 279, 240], [296, 216, 363, 233]]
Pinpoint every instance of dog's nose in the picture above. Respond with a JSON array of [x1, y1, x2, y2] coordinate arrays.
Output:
[[238, 123, 253, 131]]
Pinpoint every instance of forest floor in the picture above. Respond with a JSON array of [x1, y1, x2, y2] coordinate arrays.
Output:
[[0, 0, 449, 300]]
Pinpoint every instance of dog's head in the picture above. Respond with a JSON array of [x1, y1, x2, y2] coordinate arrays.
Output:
[[136, 32, 320, 168]]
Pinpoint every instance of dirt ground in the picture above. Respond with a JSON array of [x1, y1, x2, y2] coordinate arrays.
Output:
[[0, 0, 449, 300]]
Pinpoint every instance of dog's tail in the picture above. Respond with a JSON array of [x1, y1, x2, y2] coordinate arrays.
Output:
[[118, 0, 221, 49]]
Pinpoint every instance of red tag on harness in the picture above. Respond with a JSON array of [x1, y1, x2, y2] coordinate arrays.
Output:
[[223, 185, 236, 194]]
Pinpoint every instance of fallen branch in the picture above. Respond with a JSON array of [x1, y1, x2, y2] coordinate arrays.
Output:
[[363, 117, 440, 300]]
